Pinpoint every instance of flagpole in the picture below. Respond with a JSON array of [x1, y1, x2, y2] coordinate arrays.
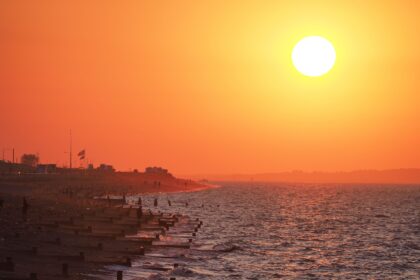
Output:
[[69, 129, 72, 169]]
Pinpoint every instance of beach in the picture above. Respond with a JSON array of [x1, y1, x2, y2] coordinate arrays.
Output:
[[0, 172, 209, 280]]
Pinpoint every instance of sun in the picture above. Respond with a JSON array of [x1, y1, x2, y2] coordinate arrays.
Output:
[[292, 36, 336, 77]]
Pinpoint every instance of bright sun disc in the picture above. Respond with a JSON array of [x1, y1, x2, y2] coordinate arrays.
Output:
[[292, 36, 336, 77]]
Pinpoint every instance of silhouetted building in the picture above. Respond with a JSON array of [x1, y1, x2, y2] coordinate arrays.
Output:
[[0, 160, 34, 174], [145, 166, 171, 175], [97, 164, 115, 172], [36, 164, 57, 174]]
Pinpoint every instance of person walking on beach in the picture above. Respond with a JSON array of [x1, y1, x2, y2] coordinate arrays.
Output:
[[168, 199, 171, 206], [154, 198, 158, 207]]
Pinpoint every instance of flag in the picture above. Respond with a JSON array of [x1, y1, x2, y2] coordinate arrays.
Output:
[[78, 150, 85, 160]]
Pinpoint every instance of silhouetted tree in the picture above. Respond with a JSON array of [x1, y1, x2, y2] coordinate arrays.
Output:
[[20, 154, 39, 167]]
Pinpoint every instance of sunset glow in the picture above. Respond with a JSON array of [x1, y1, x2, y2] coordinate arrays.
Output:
[[1, 1, 420, 175], [1, 2, 419, 280]]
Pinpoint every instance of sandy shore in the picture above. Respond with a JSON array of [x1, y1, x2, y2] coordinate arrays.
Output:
[[0, 173, 207, 280]]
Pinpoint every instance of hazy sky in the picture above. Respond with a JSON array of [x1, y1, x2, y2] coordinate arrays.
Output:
[[1, 1, 420, 174]]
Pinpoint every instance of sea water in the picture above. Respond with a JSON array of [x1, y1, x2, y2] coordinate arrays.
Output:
[[120, 184, 420, 279]]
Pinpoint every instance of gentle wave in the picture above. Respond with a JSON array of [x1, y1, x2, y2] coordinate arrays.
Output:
[[121, 184, 420, 279]]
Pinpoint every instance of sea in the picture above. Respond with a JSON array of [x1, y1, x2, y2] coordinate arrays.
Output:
[[105, 183, 420, 279]]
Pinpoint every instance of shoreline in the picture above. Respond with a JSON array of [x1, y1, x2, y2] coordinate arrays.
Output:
[[0, 173, 207, 279], [151, 182, 222, 195]]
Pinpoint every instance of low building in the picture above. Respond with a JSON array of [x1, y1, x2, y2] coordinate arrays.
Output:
[[145, 166, 170, 175], [36, 164, 57, 174], [0, 160, 34, 174], [97, 164, 115, 172]]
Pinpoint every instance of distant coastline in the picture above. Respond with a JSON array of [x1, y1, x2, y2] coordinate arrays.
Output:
[[188, 168, 420, 184]]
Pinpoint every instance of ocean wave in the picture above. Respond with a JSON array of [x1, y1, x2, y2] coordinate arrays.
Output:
[[212, 242, 241, 252], [147, 274, 167, 280], [169, 266, 196, 277]]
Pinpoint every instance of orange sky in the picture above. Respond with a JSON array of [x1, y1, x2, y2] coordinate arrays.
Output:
[[1, 1, 420, 175]]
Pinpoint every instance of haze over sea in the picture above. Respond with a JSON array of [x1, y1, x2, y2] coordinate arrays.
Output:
[[124, 184, 420, 279]]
